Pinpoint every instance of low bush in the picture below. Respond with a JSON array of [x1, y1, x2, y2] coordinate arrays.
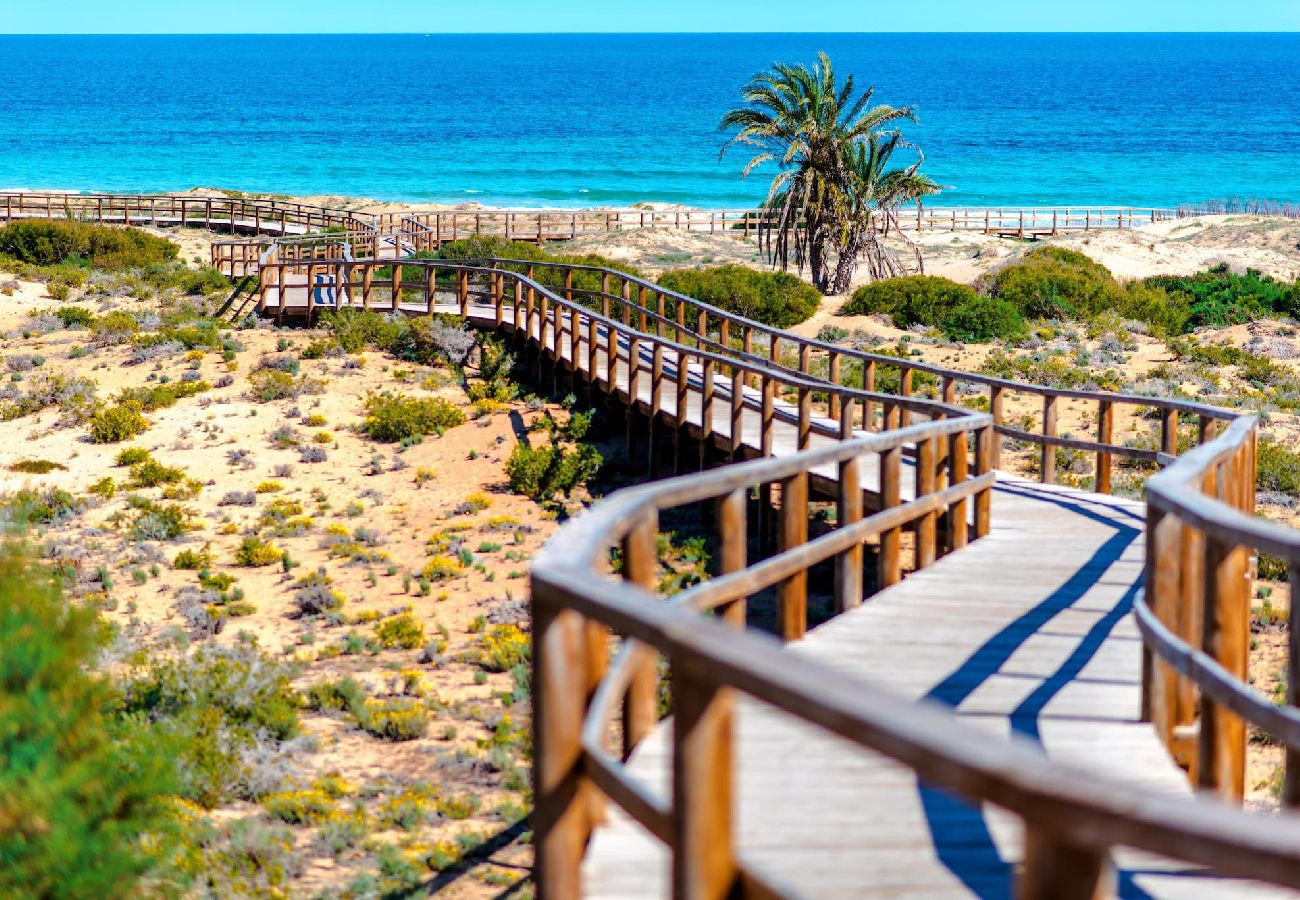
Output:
[[7, 458, 66, 474], [118, 644, 301, 807], [0, 542, 176, 896], [0, 219, 178, 269], [465, 623, 530, 672], [52, 305, 95, 328], [128, 500, 196, 541], [246, 369, 320, 403], [375, 612, 425, 650], [4, 486, 81, 524], [657, 264, 821, 329], [1144, 264, 1300, 330], [358, 697, 429, 742], [360, 392, 466, 442], [89, 403, 149, 443], [506, 440, 602, 500], [1257, 436, 1300, 494], [235, 536, 282, 567], [843, 275, 1025, 342], [90, 310, 141, 345]]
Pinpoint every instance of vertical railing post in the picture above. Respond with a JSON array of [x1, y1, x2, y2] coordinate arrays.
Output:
[[532, 593, 604, 898], [989, 385, 1004, 470], [836, 404, 863, 612], [1286, 558, 1300, 808], [914, 437, 937, 568], [777, 472, 809, 641], [621, 513, 659, 759], [879, 446, 902, 587], [1017, 828, 1111, 900], [1198, 527, 1249, 802], [1096, 399, 1114, 495], [1041, 395, 1058, 485], [670, 654, 738, 898], [946, 426, 970, 553], [718, 488, 748, 627], [974, 424, 992, 538]]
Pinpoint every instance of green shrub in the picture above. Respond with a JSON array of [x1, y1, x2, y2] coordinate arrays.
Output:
[[89, 403, 149, 443], [360, 392, 466, 442], [173, 546, 213, 570], [375, 612, 426, 649], [130, 458, 185, 488], [358, 698, 429, 741], [978, 349, 1122, 392], [4, 486, 81, 524], [843, 275, 1025, 342], [985, 247, 1118, 320], [0, 220, 178, 269], [7, 458, 66, 474], [506, 441, 602, 500], [91, 311, 141, 345], [52, 305, 95, 328], [247, 369, 319, 403], [657, 264, 821, 328], [1144, 264, 1300, 330], [235, 536, 282, 567], [119, 644, 300, 807], [117, 380, 209, 412], [0, 542, 176, 896], [115, 447, 152, 466], [128, 500, 195, 541], [1257, 437, 1300, 494], [176, 268, 231, 296], [318, 308, 410, 354]]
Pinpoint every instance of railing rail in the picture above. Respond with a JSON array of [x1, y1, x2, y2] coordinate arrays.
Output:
[[531, 415, 1300, 898]]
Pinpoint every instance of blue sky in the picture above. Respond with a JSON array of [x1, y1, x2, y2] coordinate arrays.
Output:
[[6, 0, 1300, 33]]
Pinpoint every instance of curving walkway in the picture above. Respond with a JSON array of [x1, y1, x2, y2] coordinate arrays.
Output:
[[582, 479, 1288, 898]]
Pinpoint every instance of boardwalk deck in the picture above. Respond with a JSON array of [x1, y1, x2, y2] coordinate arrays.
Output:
[[260, 271, 1287, 898], [582, 479, 1292, 899]]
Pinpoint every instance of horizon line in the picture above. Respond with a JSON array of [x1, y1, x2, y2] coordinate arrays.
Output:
[[4, 30, 1299, 36]]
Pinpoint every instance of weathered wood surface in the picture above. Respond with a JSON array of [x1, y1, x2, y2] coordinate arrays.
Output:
[[261, 272, 1285, 897], [581, 479, 1293, 898]]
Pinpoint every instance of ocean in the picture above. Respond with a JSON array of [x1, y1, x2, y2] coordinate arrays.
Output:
[[1, 33, 1298, 208]]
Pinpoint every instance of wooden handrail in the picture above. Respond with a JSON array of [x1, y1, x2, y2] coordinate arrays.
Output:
[[531, 415, 1300, 898]]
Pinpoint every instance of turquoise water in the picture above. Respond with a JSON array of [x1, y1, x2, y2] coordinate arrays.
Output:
[[1, 33, 1298, 208]]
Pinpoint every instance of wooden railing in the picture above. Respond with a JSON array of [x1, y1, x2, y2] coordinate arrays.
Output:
[[0, 191, 371, 237], [1137, 416, 1300, 807], [382, 205, 1175, 245], [529, 417, 1300, 898], [420, 256, 1240, 495]]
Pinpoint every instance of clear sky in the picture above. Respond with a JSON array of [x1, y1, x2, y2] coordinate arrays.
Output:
[[5, 0, 1299, 34]]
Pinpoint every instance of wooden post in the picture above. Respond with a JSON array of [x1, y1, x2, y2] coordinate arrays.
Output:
[[621, 513, 659, 759], [1198, 530, 1249, 802], [1041, 395, 1058, 485], [1096, 399, 1114, 495], [836, 407, 864, 612], [989, 385, 1004, 470], [899, 368, 913, 428], [1161, 408, 1179, 460], [1286, 559, 1300, 808], [670, 658, 738, 898], [390, 264, 402, 314], [797, 387, 811, 451], [532, 600, 603, 898], [915, 437, 937, 568], [718, 489, 747, 627], [864, 360, 877, 431], [777, 472, 809, 641], [879, 446, 902, 587], [947, 428, 970, 552], [974, 425, 992, 538], [828, 352, 842, 420], [1017, 828, 1112, 900]]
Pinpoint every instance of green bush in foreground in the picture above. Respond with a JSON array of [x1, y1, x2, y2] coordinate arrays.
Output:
[[0, 541, 176, 896], [843, 275, 1026, 342], [0, 220, 178, 269], [360, 392, 466, 442], [1257, 436, 1300, 495], [657, 264, 821, 329], [1143, 263, 1300, 331], [506, 440, 602, 500]]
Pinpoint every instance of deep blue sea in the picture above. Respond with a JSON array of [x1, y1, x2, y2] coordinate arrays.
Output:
[[2, 33, 1298, 208]]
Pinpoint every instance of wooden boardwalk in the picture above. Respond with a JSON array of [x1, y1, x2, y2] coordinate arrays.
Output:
[[261, 266, 1292, 897], [581, 479, 1291, 898]]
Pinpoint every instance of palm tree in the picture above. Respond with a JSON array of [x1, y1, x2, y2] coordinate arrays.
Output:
[[826, 134, 947, 291], [720, 53, 937, 294]]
